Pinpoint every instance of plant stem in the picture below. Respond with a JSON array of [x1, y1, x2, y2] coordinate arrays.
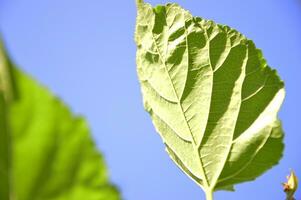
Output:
[[205, 189, 214, 200]]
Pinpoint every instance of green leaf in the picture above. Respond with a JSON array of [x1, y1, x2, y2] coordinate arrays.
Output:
[[135, 1, 285, 198], [0, 92, 10, 200], [0, 40, 120, 200], [0, 40, 16, 200]]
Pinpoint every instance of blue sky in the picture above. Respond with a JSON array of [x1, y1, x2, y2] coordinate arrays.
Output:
[[0, 0, 300, 199]]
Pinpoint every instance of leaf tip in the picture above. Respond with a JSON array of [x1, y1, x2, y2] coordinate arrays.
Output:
[[135, 0, 144, 7]]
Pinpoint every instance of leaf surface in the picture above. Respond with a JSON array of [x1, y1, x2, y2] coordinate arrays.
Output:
[[0, 40, 120, 200], [135, 1, 285, 192], [0, 41, 12, 200]]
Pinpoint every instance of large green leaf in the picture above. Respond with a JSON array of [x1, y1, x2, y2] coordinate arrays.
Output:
[[135, 1, 285, 198], [0, 93, 10, 200], [0, 40, 120, 200], [0, 39, 18, 199]]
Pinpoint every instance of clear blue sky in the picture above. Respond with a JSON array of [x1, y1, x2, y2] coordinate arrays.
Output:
[[0, 0, 300, 199]]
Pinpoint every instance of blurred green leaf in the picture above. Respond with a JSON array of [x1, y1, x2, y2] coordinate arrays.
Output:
[[0, 39, 120, 200], [135, 1, 285, 198], [0, 40, 15, 200]]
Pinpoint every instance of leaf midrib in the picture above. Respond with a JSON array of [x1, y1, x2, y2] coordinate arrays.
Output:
[[208, 41, 248, 189], [150, 25, 210, 188]]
